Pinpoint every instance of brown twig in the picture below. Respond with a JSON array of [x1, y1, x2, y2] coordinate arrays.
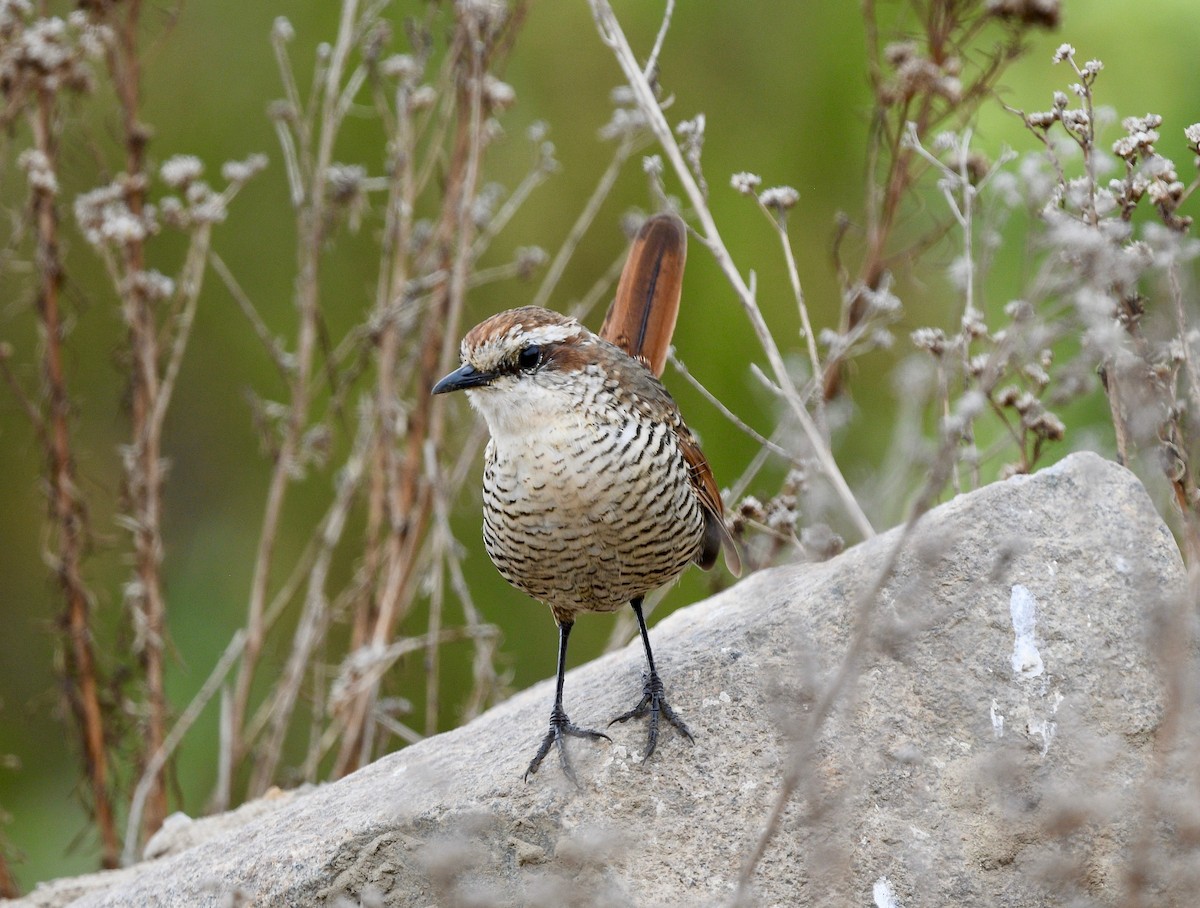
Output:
[[0, 846, 17, 898], [334, 5, 494, 775], [247, 412, 373, 795], [102, 0, 171, 842], [29, 75, 120, 868], [822, 0, 1033, 400]]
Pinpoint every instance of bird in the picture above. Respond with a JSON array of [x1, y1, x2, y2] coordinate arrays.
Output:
[[432, 213, 740, 783]]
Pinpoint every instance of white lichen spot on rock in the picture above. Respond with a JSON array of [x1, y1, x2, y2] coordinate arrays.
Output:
[[1009, 584, 1044, 677], [1028, 717, 1056, 756], [990, 699, 1005, 737], [873, 875, 900, 908], [600, 744, 632, 773]]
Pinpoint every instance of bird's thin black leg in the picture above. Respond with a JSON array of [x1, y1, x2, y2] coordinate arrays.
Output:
[[609, 597, 693, 762], [525, 619, 610, 784]]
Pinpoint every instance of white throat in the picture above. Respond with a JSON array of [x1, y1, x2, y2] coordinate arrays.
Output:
[[466, 381, 575, 442]]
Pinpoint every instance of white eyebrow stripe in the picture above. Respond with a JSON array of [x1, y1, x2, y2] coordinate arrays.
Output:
[[512, 323, 585, 346]]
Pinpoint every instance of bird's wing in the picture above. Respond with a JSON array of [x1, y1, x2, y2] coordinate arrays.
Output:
[[678, 428, 742, 577]]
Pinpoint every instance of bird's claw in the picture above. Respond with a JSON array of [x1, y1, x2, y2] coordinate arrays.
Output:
[[609, 670, 693, 763], [524, 706, 610, 784]]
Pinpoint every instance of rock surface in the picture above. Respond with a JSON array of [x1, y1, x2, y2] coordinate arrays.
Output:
[[10, 452, 1194, 906]]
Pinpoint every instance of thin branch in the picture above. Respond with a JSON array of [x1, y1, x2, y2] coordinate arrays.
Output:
[[588, 0, 875, 540], [530, 131, 640, 311], [210, 252, 293, 381], [124, 630, 247, 866], [247, 408, 373, 795], [668, 351, 794, 462], [148, 223, 212, 436], [28, 80, 119, 867]]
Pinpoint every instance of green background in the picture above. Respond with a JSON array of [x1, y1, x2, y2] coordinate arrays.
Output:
[[1, 0, 1195, 889]]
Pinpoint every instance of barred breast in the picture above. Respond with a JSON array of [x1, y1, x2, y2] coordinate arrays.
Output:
[[480, 402, 706, 622]]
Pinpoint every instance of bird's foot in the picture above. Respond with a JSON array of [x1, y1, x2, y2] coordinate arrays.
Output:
[[524, 706, 611, 784], [609, 670, 693, 762]]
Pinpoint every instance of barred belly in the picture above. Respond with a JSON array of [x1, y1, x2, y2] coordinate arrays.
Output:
[[480, 414, 706, 618]]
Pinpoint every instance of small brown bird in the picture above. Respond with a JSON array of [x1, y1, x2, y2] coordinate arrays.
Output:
[[433, 214, 739, 782]]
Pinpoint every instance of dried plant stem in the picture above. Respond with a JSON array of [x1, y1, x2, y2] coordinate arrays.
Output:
[[247, 414, 373, 796], [530, 132, 640, 311], [333, 7, 496, 775], [101, 0, 173, 841], [231, 0, 361, 790], [209, 252, 292, 381], [29, 83, 120, 868], [773, 218, 823, 396], [589, 0, 875, 541], [124, 630, 247, 865], [1168, 262, 1200, 427], [0, 851, 15, 899], [355, 31, 425, 723], [669, 352, 793, 461], [824, 0, 1024, 401], [423, 446, 446, 737], [429, 434, 500, 722], [1166, 259, 1200, 566]]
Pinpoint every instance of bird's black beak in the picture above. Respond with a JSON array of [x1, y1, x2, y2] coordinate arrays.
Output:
[[432, 363, 493, 395]]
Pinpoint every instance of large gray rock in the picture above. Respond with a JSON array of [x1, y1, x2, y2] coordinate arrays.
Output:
[[12, 452, 1194, 906]]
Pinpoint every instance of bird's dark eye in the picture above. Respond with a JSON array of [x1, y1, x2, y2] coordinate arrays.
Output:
[[517, 345, 542, 372]]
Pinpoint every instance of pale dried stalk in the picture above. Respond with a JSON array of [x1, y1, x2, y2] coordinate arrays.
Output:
[[333, 8, 495, 775], [669, 352, 795, 462], [247, 410, 373, 796], [353, 25, 436, 722], [421, 435, 504, 729], [530, 132, 640, 311], [124, 630, 246, 866], [124, 211, 219, 840], [104, 0, 172, 839], [588, 0, 875, 540], [1168, 261, 1200, 428], [779, 223, 823, 398], [230, 0, 362, 792], [150, 222, 213, 434], [209, 252, 292, 379]]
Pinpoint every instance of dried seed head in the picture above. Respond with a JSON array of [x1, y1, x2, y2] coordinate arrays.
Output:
[[221, 154, 269, 185], [911, 327, 948, 356], [482, 74, 515, 111], [730, 172, 762, 196], [18, 148, 57, 194], [758, 186, 800, 212], [271, 16, 294, 44], [160, 155, 204, 190]]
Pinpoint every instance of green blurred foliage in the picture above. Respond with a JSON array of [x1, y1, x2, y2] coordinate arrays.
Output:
[[0, 0, 1196, 890]]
